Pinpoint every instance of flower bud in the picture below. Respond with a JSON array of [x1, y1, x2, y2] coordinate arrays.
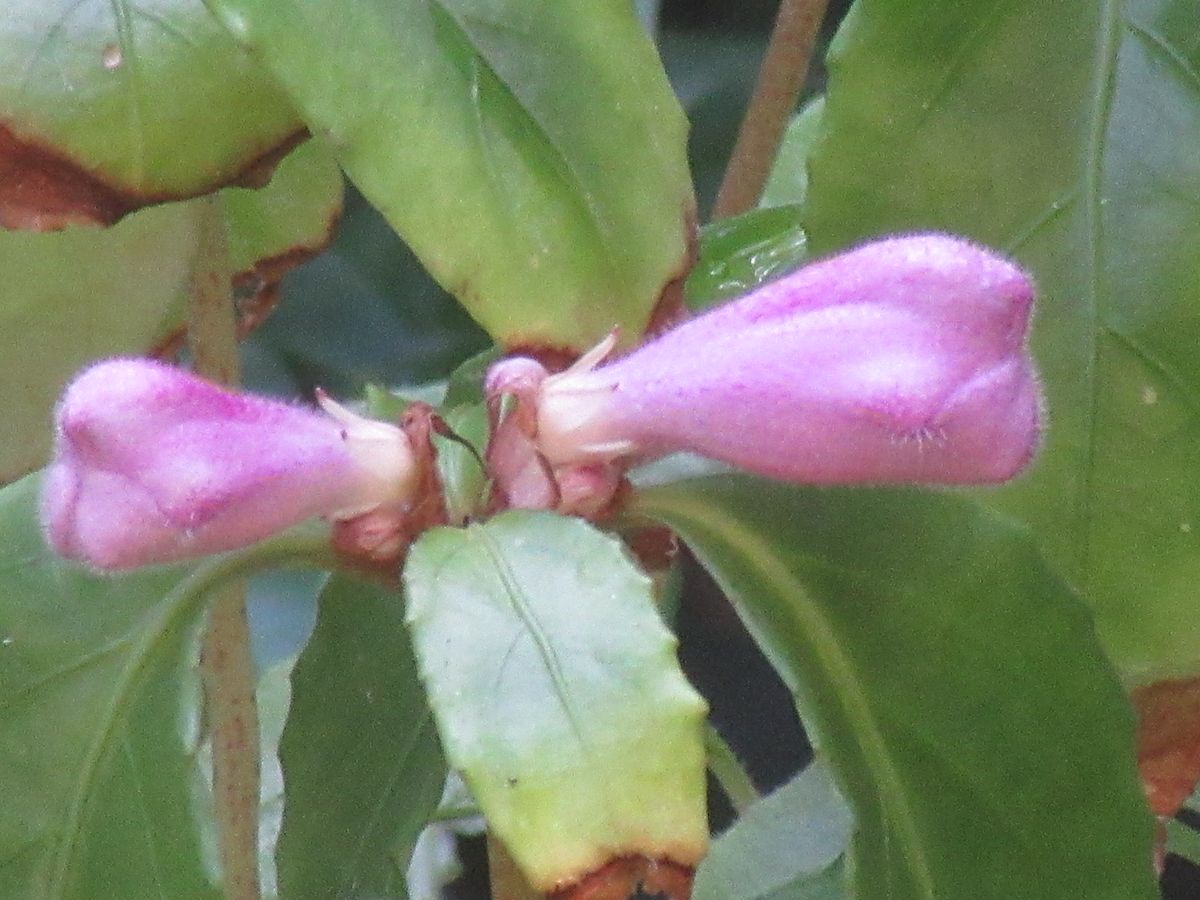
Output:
[[41, 358, 416, 570], [503, 234, 1042, 487]]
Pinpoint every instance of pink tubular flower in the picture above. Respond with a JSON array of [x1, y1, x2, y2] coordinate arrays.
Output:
[[488, 234, 1042, 491], [41, 358, 416, 570]]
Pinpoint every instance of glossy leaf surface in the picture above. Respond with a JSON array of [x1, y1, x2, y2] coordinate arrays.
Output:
[[0, 141, 343, 484], [685, 205, 807, 311], [204, 0, 696, 351], [275, 574, 445, 899], [404, 511, 708, 890], [804, 0, 1200, 682], [0, 0, 301, 228], [694, 760, 850, 900], [635, 476, 1157, 900], [0, 474, 218, 898]]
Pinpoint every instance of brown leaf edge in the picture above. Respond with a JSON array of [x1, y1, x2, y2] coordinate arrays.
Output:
[[549, 856, 694, 900], [0, 120, 307, 233], [502, 204, 699, 368], [150, 197, 343, 360], [1134, 676, 1200, 818]]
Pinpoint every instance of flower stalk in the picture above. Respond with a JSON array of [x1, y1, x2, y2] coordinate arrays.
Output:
[[188, 194, 260, 900]]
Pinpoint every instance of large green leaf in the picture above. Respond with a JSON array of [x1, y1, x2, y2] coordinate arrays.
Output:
[[0, 0, 301, 229], [0, 140, 343, 484], [274, 574, 445, 899], [403, 511, 708, 890], [0, 474, 219, 899], [634, 476, 1157, 900], [694, 760, 850, 900], [203, 0, 696, 351], [803, 0, 1200, 683]]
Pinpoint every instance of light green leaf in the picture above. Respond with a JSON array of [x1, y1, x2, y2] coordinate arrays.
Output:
[[203, 0, 696, 351], [635, 476, 1158, 900], [803, 0, 1200, 683], [274, 574, 445, 900], [224, 139, 344, 281], [694, 760, 850, 900], [0, 474, 217, 899], [0, 0, 301, 228], [761, 95, 825, 209], [404, 511, 708, 890], [0, 140, 343, 484]]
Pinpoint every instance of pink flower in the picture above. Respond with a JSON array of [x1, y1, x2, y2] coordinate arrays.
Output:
[[42, 358, 415, 570], [488, 234, 1041, 492]]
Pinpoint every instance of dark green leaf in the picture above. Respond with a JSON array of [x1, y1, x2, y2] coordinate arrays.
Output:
[[634, 476, 1157, 900], [205, 0, 696, 352], [0, 0, 300, 228], [686, 205, 807, 310], [0, 474, 219, 899], [694, 760, 850, 900], [403, 512, 708, 890], [275, 573, 445, 900], [803, 0, 1200, 682]]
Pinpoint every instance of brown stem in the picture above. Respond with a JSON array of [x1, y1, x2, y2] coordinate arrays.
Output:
[[710, 0, 831, 220], [188, 194, 261, 900]]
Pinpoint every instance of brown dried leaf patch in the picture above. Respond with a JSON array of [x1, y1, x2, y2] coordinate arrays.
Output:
[[0, 121, 307, 232]]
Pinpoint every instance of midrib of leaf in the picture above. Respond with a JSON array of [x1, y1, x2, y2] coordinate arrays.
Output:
[[338, 712, 437, 892], [1075, 0, 1122, 593], [639, 492, 938, 899], [109, 0, 147, 181], [122, 736, 168, 900], [426, 3, 630, 296], [49, 590, 199, 895], [471, 525, 590, 752]]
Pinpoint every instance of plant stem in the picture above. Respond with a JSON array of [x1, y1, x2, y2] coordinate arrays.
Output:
[[705, 723, 760, 816], [188, 194, 260, 900], [711, 0, 830, 219]]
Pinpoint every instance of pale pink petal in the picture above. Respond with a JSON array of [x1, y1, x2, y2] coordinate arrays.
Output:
[[41, 358, 413, 569]]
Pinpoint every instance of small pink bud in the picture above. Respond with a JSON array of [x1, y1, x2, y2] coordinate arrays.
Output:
[[497, 234, 1042, 488], [41, 358, 416, 570]]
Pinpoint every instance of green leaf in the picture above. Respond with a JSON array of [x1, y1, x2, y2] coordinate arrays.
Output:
[[803, 0, 1200, 682], [203, 0, 696, 351], [634, 476, 1158, 900], [274, 573, 445, 900], [0, 141, 343, 485], [0, 474, 219, 899], [761, 95, 825, 209], [403, 511, 708, 890], [225, 139, 344, 279], [686, 205, 808, 311], [1167, 818, 1200, 869], [0, 0, 301, 228], [433, 402, 490, 525], [253, 657, 293, 899], [694, 760, 850, 900]]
